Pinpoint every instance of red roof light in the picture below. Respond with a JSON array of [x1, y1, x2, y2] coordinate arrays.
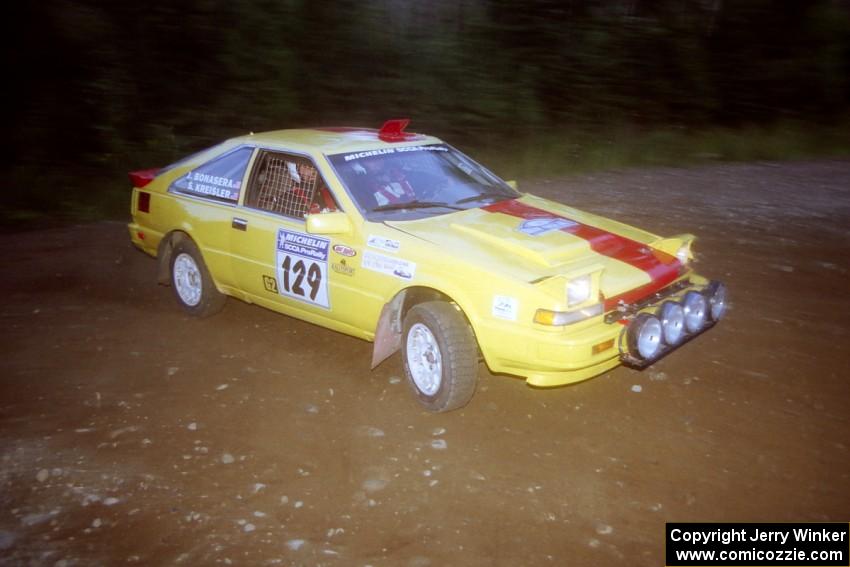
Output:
[[378, 119, 416, 142]]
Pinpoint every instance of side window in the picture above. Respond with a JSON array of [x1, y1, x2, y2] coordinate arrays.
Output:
[[169, 146, 253, 203], [246, 151, 338, 218]]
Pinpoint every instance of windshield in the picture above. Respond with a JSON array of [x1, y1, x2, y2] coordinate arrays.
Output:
[[327, 144, 518, 219]]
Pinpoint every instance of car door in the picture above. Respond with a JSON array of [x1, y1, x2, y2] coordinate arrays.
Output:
[[229, 148, 373, 336]]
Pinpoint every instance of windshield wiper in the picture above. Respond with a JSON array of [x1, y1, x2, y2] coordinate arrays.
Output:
[[372, 200, 465, 213], [455, 190, 514, 205]]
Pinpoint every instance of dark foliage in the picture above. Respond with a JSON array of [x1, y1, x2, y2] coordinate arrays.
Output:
[[4, 0, 849, 219]]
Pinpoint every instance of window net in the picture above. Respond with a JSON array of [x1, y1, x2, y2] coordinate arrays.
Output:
[[252, 156, 318, 218]]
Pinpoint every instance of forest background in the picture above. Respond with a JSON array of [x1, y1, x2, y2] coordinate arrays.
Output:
[[5, 0, 850, 221]]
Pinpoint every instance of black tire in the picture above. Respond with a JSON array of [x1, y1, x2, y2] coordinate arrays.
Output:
[[402, 301, 478, 412], [169, 239, 226, 317]]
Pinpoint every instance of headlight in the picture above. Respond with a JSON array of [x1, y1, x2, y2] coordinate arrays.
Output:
[[706, 281, 727, 321], [658, 301, 685, 345], [651, 234, 694, 266], [676, 245, 690, 265], [567, 275, 591, 306], [682, 291, 707, 333], [627, 313, 663, 360]]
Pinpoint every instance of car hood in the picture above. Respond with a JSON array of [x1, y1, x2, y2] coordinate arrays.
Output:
[[385, 194, 682, 300]]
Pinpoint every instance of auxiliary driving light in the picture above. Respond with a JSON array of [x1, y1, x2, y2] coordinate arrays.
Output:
[[682, 291, 707, 333], [705, 281, 727, 322], [658, 301, 685, 345], [628, 313, 663, 361]]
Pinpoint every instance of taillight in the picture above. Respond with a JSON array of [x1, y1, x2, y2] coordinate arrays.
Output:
[[137, 191, 151, 213], [129, 168, 159, 188]]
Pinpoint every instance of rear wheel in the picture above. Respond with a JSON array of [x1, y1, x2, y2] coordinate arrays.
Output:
[[402, 301, 478, 412], [169, 239, 226, 317]]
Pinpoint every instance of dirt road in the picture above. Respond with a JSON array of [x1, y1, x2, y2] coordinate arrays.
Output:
[[1, 160, 849, 566]]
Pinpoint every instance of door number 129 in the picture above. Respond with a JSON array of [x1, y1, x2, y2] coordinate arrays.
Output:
[[281, 255, 321, 300]]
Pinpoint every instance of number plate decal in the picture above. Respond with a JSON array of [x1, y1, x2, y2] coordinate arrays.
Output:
[[275, 229, 331, 309]]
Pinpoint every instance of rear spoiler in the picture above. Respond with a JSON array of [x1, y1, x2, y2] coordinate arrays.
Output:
[[128, 168, 160, 188]]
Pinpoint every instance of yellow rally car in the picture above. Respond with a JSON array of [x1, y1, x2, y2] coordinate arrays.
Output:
[[128, 120, 726, 412]]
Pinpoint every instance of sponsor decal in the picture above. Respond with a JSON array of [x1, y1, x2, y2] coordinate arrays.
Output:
[[362, 250, 416, 281], [492, 295, 518, 321], [342, 145, 448, 162], [275, 228, 331, 308], [262, 275, 279, 293], [332, 260, 355, 276], [332, 244, 356, 257], [367, 235, 400, 253], [518, 217, 577, 236], [277, 230, 330, 262], [484, 199, 681, 310]]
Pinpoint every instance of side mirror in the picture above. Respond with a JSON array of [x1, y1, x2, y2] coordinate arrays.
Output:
[[306, 211, 351, 235], [506, 180, 518, 190]]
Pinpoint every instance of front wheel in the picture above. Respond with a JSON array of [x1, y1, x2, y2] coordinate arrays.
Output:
[[402, 301, 478, 412], [169, 239, 226, 317]]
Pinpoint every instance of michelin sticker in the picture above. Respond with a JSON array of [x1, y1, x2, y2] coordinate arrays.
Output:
[[342, 145, 449, 162], [367, 235, 400, 253], [276, 229, 330, 308], [362, 250, 416, 281], [492, 295, 518, 321], [518, 217, 577, 236]]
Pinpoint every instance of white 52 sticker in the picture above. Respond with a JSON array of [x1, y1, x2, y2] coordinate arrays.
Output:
[[275, 229, 330, 308]]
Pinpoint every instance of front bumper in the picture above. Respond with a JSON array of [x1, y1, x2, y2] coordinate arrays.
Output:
[[615, 279, 725, 368], [478, 276, 725, 387]]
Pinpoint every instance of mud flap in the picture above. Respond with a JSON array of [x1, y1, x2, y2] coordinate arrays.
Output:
[[371, 294, 404, 369], [157, 232, 190, 285], [156, 237, 174, 285]]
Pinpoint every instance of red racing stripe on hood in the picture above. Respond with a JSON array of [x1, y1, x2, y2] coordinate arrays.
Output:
[[483, 199, 681, 310]]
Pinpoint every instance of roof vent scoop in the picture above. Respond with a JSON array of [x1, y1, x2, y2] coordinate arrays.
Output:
[[378, 118, 416, 142]]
